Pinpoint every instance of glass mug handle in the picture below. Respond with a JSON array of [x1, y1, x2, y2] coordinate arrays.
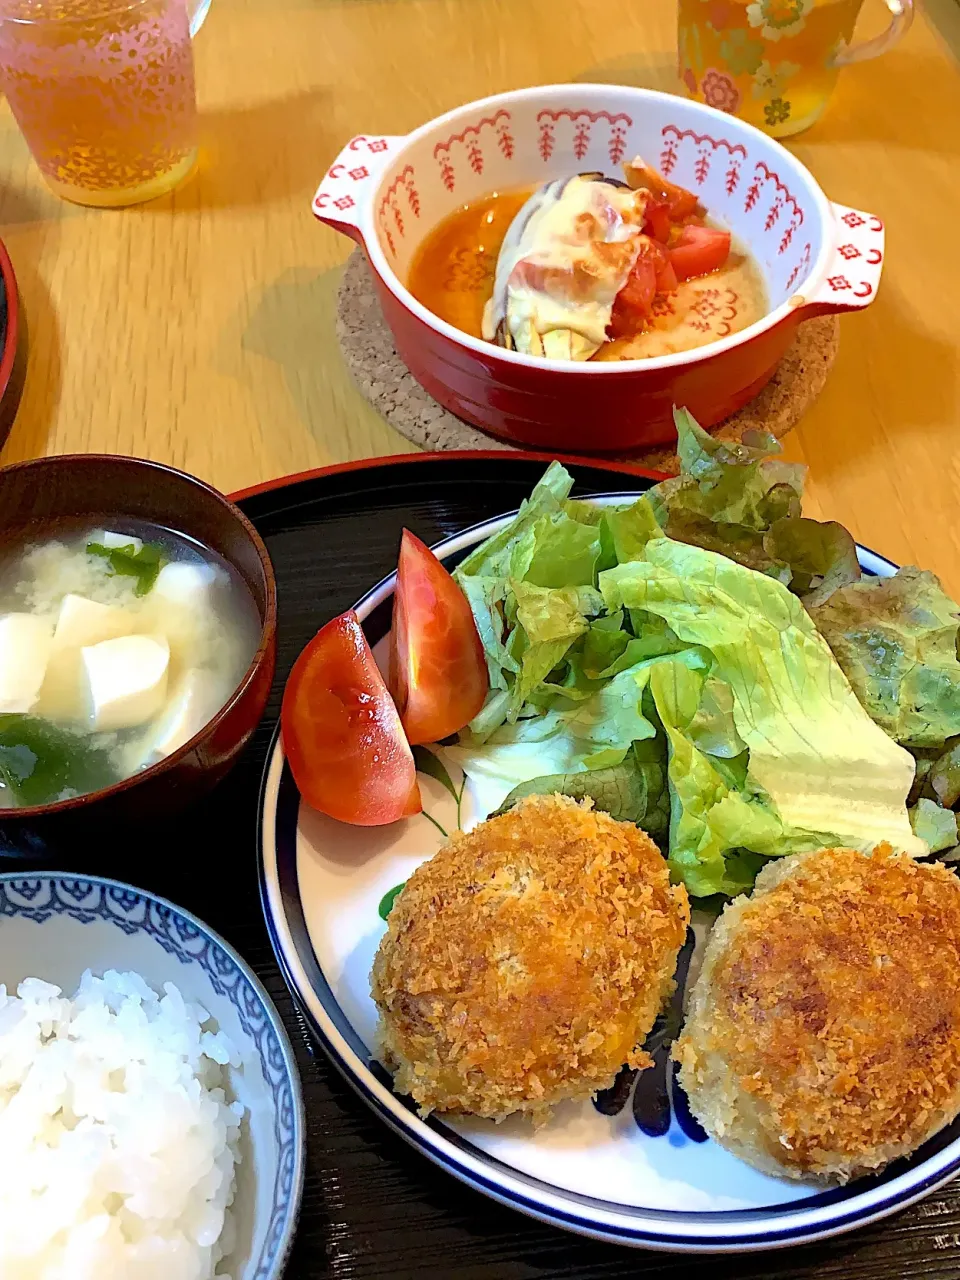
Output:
[[833, 0, 913, 65], [186, 0, 212, 37]]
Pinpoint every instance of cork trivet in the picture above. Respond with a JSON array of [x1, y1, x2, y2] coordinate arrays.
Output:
[[336, 251, 839, 476]]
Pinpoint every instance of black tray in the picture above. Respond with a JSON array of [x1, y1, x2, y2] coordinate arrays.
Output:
[[4, 453, 959, 1279]]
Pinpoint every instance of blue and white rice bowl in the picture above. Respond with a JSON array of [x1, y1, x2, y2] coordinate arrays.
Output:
[[0, 872, 305, 1279]]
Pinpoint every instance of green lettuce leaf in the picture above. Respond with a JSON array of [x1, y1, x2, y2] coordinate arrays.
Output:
[[686, 674, 746, 759], [647, 659, 818, 896], [455, 460, 574, 579], [581, 614, 630, 678], [467, 689, 512, 743], [511, 581, 592, 712], [809, 567, 960, 749], [928, 738, 960, 809], [600, 538, 924, 873], [646, 410, 860, 601], [449, 451, 936, 898], [511, 514, 602, 588], [492, 745, 669, 845], [448, 658, 663, 810], [455, 463, 611, 730], [630, 735, 672, 843], [650, 510, 792, 584], [910, 798, 959, 853], [604, 497, 663, 565], [649, 408, 804, 532], [457, 574, 516, 692], [763, 517, 861, 607]]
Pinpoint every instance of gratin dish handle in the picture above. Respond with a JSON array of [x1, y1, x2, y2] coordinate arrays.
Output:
[[312, 135, 405, 244], [797, 202, 885, 317]]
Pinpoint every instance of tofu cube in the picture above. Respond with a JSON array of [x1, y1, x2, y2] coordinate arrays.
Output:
[[137, 669, 215, 766], [53, 594, 130, 650], [152, 561, 218, 607], [91, 530, 144, 554], [0, 614, 54, 714], [36, 595, 132, 722], [81, 634, 170, 732]]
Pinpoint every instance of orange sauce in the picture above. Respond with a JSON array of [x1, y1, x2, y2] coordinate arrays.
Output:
[[595, 253, 767, 359], [406, 187, 534, 339], [407, 186, 767, 357]]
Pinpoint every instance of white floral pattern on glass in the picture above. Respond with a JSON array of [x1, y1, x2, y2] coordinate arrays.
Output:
[[751, 58, 802, 100], [746, 0, 812, 42]]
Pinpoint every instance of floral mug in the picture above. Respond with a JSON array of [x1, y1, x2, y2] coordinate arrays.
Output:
[[678, 0, 914, 136]]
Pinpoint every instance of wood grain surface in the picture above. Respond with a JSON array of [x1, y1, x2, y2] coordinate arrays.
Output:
[[1, 7, 960, 1274], [0, 0, 957, 594]]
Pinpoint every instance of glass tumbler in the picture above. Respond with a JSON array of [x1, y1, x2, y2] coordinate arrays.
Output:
[[678, 0, 914, 137], [0, 0, 211, 207]]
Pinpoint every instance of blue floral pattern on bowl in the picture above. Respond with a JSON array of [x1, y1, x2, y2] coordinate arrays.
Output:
[[0, 873, 305, 1280]]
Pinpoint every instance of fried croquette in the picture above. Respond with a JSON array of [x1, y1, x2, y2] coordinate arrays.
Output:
[[370, 793, 690, 1122], [675, 844, 960, 1183]]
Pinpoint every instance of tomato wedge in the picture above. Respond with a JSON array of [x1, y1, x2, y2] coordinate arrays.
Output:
[[669, 224, 732, 282], [609, 255, 657, 337], [608, 239, 677, 338], [281, 610, 421, 825], [624, 160, 700, 220], [656, 257, 679, 295], [389, 529, 488, 745], [642, 197, 671, 244]]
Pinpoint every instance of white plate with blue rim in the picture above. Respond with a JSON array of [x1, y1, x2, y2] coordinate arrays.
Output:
[[0, 871, 305, 1278], [257, 493, 960, 1254]]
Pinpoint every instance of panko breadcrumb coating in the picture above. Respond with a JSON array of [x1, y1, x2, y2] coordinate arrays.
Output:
[[371, 793, 689, 1122], [675, 845, 960, 1183]]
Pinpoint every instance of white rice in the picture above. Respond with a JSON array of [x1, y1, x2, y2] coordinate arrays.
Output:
[[0, 970, 244, 1280]]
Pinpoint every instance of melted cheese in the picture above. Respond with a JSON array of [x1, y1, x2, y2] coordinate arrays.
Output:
[[482, 177, 650, 359]]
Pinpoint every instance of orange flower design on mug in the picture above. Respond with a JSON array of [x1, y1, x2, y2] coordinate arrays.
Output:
[[701, 68, 741, 113]]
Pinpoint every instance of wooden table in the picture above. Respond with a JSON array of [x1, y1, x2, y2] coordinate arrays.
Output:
[[0, 0, 959, 590]]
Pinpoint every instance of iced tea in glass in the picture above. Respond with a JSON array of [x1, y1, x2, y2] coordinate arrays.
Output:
[[678, 0, 913, 137], [0, 0, 207, 206]]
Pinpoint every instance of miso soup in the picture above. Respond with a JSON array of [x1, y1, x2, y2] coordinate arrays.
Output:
[[0, 518, 261, 808]]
